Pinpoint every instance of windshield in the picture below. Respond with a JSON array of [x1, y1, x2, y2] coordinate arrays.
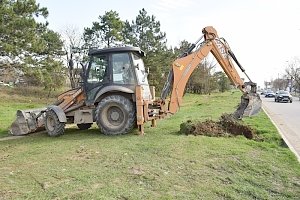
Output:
[[279, 91, 289, 94], [112, 53, 135, 84]]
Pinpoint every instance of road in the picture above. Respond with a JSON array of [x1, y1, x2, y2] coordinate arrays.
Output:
[[261, 95, 300, 161]]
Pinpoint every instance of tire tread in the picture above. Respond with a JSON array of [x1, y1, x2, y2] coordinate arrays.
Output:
[[95, 95, 136, 135]]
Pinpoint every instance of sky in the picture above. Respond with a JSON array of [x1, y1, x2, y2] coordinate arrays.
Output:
[[36, 0, 300, 88]]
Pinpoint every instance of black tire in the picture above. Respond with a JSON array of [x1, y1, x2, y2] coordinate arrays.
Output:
[[96, 95, 136, 135], [45, 110, 65, 137], [77, 123, 92, 130]]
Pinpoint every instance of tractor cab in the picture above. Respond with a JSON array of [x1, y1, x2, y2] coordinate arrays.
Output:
[[83, 47, 152, 104]]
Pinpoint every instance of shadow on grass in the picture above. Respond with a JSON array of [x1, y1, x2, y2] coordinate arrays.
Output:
[[65, 127, 140, 136], [279, 138, 288, 148], [168, 130, 183, 136], [0, 126, 140, 143], [0, 129, 10, 138]]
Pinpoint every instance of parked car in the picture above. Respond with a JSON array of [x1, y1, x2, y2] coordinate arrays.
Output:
[[275, 90, 293, 103], [265, 90, 275, 97]]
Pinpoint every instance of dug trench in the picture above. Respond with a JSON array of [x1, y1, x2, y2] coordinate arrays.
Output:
[[180, 114, 261, 141]]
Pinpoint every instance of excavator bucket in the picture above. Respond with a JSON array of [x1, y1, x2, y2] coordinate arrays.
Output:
[[242, 93, 262, 117], [9, 87, 84, 136], [233, 93, 262, 119], [9, 108, 46, 136]]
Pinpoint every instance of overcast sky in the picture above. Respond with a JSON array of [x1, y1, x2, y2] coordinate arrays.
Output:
[[36, 0, 300, 88]]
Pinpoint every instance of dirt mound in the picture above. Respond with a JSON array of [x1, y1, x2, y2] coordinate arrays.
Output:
[[180, 113, 257, 140]]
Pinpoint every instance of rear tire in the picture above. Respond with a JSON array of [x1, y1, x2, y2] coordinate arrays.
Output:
[[77, 123, 92, 130], [45, 110, 65, 137], [96, 95, 136, 135]]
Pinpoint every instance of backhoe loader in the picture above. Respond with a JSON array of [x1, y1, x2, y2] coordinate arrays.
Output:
[[10, 26, 261, 136]]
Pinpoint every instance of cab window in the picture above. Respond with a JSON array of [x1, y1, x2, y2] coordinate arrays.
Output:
[[112, 53, 135, 84], [87, 55, 108, 83]]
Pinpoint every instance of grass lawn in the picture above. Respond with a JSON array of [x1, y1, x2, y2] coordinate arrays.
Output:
[[0, 87, 299, 199]]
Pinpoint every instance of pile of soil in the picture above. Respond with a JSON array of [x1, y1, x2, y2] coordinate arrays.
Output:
[[180, 113, 257, 140]]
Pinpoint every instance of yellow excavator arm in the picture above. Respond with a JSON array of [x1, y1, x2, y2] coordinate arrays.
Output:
[[161, 26, 261, 118]]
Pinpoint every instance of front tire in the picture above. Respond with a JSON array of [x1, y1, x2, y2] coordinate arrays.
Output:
[[45, 110, 65, 137], [96, 95, 136, 135]]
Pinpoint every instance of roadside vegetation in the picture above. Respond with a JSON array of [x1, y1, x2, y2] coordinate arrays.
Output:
[[1, 87, 299, 199]]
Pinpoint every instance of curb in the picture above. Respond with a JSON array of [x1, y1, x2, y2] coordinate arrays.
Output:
[[262, 105, 300, 162]]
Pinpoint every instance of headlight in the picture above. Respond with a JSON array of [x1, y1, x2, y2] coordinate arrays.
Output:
[[279, 95, 283, 97]]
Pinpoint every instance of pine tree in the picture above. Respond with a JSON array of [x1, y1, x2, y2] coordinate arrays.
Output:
[[0, 0, 64, 88], [122, 8, 169, 91], [83, 10, 124, 48]]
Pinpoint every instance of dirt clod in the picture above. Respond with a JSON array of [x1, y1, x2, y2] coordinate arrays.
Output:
[[180, 113, 257, 140]]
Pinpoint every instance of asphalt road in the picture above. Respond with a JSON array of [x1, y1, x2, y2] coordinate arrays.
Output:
[[261, 95, 300, 161]]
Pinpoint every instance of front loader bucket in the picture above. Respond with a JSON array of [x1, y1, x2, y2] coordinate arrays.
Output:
[[9, 108, 46, 136], [233, 93, 262, 119]]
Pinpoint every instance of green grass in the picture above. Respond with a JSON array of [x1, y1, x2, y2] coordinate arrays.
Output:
[[0, 88, 299, 199], [0, 87, 58, 137]]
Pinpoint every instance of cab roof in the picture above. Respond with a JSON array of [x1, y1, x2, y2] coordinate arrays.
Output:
[[89, 46, 145, 57]]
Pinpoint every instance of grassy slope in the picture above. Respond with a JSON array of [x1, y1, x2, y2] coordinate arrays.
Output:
[[0, 88, 299, 199]]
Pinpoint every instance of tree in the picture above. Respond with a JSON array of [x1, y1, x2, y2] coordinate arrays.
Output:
[[214, 71, 231, 92], [0, 0, 49, 57], [187, 58, 217, 94], [285, 58, 300, 93], [0, 0, 65, 89], [123, 8, 169, 91], [24, 27, 65, 90], [145, 49, 175, 91], [61, 25, 85, 88], [123, 8, 166, 53], [173, 40, 191, 56], [272, 78, 288, 91], [84, 10, 123, 48]]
